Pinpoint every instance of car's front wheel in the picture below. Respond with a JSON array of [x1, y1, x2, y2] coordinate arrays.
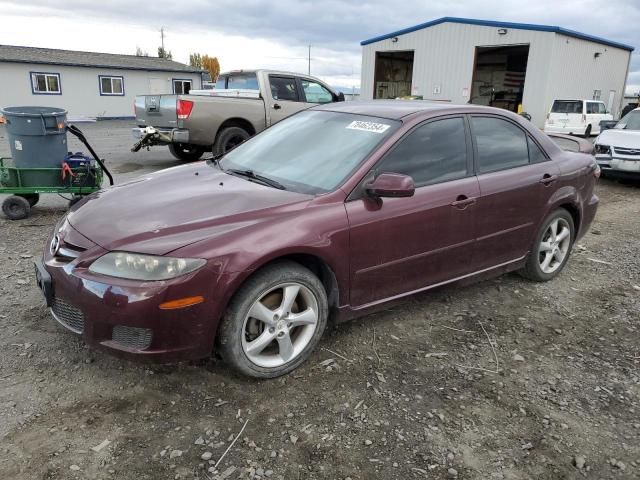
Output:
[[520, 209, 575, 281], [217, 261, 328, 378]]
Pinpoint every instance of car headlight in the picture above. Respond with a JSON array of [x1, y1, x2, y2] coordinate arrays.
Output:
[[594, 144, 610, 155], [88, 252, 206, 280]]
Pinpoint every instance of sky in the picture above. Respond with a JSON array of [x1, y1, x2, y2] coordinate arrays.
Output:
[[1, 0, 639, 94]]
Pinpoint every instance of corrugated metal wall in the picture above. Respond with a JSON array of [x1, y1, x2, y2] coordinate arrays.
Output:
[[361, 22, 631, 127], [546, 34, 630, 119]]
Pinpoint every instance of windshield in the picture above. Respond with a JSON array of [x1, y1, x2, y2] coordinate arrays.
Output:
[[615, 110, 640, 130], [551, 100, 583, 114], [219, 110, 400, 194]]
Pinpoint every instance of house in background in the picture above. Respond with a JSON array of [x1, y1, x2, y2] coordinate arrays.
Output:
[[0, 45, 204, 119]]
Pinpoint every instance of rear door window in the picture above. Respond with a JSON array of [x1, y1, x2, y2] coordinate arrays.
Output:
[[377, 117, 469, 186], [269, 76, 300, 101], [551, 101, 583, 114], [471, 117, 529, 173]]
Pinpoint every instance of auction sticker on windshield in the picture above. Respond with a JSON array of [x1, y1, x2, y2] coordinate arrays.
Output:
[[346, 120, 391, 133]]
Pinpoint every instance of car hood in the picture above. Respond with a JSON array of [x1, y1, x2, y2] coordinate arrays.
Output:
[[66, 163, 313, 255], [596, 129, 640, 148]]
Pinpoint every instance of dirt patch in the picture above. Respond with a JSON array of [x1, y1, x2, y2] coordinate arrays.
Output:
[[0, 178, 639, 480]]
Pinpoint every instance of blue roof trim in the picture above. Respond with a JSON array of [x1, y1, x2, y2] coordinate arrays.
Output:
[[360, 17, 635, 52]]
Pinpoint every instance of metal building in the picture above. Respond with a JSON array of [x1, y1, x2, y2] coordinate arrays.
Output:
[[0, 45, 204, 120], [360, 17, 634, 127]]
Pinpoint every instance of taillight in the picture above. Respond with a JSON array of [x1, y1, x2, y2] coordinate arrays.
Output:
[[593, 163, 601, 179], [177, 100, 194, 120]]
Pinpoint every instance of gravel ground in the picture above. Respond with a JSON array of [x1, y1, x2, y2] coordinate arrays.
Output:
[[0, 121, 639, 479]]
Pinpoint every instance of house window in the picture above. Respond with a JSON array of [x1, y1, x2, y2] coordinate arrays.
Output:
[[99, 75, 124, 96], [31, 72, 61, 94], [173, 79, 192, 94]]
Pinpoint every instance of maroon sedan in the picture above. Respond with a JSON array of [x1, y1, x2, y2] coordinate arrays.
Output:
[[36, 101, 599, 378]]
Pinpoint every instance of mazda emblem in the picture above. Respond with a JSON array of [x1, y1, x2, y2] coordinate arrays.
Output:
[[50, 234, 61, 256]]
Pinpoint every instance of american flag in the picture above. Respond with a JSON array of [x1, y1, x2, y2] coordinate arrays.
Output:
[[504, 71, 526, 88]]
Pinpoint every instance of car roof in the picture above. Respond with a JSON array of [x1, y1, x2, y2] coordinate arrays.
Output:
[[313, 100, 512, 120], [552, 99, 603, 102]]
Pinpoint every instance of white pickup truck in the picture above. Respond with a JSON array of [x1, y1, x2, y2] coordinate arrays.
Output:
[[132, 69, 344, 161]]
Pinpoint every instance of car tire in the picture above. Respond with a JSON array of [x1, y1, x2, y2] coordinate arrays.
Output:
[[584, 125, 592, 138], [217, 260, 328, 379], [2, 195, 31, 220], [168, 143, 206, 162], [520, 208, 575, 282], [18, 193, 39, 207], [213, 127, 250, 155]]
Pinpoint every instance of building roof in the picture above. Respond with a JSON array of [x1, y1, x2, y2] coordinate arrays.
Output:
[[360, 17, 635, 52], [0, 45, 204, 73]]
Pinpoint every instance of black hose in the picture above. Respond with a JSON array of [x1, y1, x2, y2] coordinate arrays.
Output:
[[66, 124, 114, 186]]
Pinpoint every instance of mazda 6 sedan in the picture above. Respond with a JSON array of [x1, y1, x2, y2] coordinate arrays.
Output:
[[37, 101, 600, 378]]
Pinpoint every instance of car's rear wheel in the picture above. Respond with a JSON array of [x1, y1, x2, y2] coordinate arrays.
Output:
[[168, 143, 206, 161], [213, 127, 250, 155], [520, 209, 575, 282], [217, 261, 328, 378]]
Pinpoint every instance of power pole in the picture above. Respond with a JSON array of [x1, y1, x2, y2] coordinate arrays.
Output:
[[160, 27, 165, 53], [308, 45, 311, 75]]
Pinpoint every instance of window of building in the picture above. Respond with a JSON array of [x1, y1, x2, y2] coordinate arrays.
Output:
[[471, 117, 529, 173], [99, 75, 124, 96], [31, 72, 61, 94], [173, 79, 192, 94], [301, 80, 334, 103], [377, 117, 469, 186]]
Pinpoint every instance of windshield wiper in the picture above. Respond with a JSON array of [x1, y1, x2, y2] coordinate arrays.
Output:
[[208, 153, 225, 171], [226, 169, 286, 190]]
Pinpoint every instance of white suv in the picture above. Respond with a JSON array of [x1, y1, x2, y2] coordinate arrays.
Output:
[[544, 99, 613, 137]]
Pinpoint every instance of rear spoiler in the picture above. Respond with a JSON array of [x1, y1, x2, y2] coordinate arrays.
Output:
[[188, 89, 261, 99]]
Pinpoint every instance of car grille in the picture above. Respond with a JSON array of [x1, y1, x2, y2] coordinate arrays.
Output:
[[51, 297, 85, 334], [112, 326, 153, 350], [613, 146, 640, 157]]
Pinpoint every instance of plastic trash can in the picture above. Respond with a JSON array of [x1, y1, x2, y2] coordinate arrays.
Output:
[[1, 106, 68, 168]]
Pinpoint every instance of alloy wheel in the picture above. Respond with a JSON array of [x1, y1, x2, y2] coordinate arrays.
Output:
[[538, 218, 571, 274], [241, 283, 319, 368]]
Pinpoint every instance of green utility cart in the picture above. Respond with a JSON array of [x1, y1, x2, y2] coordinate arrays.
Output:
[[0, 157, 105, 219], [0, 105, 114, 220]]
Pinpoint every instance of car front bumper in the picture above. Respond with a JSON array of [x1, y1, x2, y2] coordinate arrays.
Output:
[[38, 229, 225, 363], [595, 155, 640, 176]]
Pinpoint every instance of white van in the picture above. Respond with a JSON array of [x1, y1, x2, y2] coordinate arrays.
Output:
[[543, 99, 613, 137]]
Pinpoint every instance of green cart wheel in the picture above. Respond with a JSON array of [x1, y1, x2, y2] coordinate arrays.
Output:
[[2, 195, 31, 220]]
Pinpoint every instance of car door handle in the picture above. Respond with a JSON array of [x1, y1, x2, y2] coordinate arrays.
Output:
[[539, 174, 558, 186], [451, 195, 476, 209], [273, 103, 281, 110]]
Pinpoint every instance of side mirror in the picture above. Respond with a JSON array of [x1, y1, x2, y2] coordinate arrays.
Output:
[[365, 173, 415, 198], [336, 92, 345, 102]]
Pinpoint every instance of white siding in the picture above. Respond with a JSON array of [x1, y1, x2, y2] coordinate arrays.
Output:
[[0, 63, 202, 118], [545, 34, 631, 119], [361, 22, 631, 127]]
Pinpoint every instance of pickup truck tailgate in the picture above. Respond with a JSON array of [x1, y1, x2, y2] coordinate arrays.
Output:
[[134, 95, 178, 127]]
